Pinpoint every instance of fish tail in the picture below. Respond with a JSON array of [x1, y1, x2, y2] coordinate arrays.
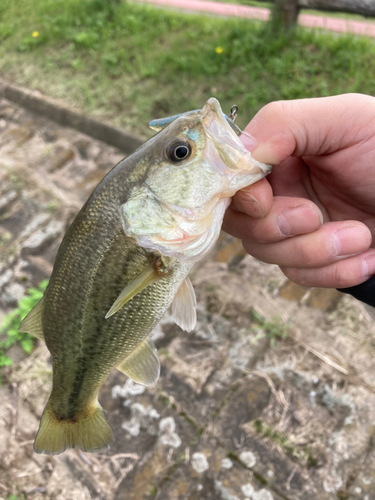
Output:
[[34, 400, 113, 455]]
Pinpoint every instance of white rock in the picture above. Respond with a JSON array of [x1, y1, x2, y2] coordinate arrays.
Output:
[[121, 402, 160, 437], [159, 417, 181, 448], [214, 481, 240, 500], [252, 489, 273, 500], [241, 483, 255, 497], [221, 458, 233, 469], [191, 452, 209, 473], [240, 451, 256, 468], [112, 378, 145, 398]]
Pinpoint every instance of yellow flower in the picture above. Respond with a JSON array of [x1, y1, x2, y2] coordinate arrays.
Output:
[[215, 46, 223, 54], [32, 31, 39, 38]]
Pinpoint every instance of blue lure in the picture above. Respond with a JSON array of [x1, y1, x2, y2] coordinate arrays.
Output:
[[149, 106, 242, 136]]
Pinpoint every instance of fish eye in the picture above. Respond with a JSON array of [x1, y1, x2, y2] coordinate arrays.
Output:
[[167, 141, 192, 162]]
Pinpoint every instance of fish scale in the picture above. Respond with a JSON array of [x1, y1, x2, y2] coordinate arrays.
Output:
[[18, 98, 272, 455]]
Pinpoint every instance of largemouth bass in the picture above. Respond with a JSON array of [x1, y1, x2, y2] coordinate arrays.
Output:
[[19, 98, 272, 455]]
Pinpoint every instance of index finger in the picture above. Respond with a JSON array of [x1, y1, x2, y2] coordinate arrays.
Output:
[[244, 94, 375, 164]]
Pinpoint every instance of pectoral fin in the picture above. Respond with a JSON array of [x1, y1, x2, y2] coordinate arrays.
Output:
[[105, 263, 164, 319], [172, 277, 197, 332], [117, 338, 160, 386], [18, 297, 45, 340]]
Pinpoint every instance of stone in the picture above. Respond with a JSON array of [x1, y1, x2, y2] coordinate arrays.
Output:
[[0, 269, 13, 290], [19, 213, 50, 239], [46, 146, 74, 172], [73, 137, 91, 159], [191, 452, 209, 473], [241, 483, 255, 497], [20, 255, 53, 284], [239, 450, 257, 468], [42, 127, 59, 142], [21, 220, 64, 255], [153, 440, 284, 500], [305, 287, 343, 311], [5, 122, 34, 146], [278, 279, 309, 302], [0, 189, 17, 213], [214, 234, 247, 266], [2, 282, 24, 305]]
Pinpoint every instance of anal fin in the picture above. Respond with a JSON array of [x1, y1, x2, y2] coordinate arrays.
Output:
[[18, 297, 45, 340], [117, 338, 160, 386], [172, 277, 196, 332]]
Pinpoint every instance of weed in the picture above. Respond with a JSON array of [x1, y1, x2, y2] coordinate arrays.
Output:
[[0, 280, 48, 369], [44, 200, 60, 213], [253, 418, 315, 465], [251, 310, 288, 348]]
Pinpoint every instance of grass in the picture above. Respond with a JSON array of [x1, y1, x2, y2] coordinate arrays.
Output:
[[0, 0, 375, 137], [0, 280, 48, 370], [251, 310, 287, 348], [253, 418, 318, 466]]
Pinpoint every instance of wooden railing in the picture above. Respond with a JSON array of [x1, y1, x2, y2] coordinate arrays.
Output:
[[262, 0, 375, 30]]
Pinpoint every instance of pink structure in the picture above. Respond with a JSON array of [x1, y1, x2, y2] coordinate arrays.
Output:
[[141, 0, 375, 37]]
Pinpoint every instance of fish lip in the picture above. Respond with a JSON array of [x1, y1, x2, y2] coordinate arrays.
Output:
[[200, 98, 245, 158], [200, 97, 273, 183], [200, 97, 223, 119]]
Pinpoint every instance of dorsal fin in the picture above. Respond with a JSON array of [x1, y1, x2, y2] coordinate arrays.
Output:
[[18, 297, 45, 340], [149, 110, 241, 135], [149, 110, 198, 132], [172, 277, 197, 332], [117, 338, 160, 386], [105, 262, 165, 319]]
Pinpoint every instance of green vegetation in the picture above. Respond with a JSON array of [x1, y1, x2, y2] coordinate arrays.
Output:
[[251, 310, 287, 348], [0, 280, 48, 368], [1, 0, 375, 137], [253, 418, 317, 466]]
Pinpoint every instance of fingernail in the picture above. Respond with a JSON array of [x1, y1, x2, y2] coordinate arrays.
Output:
[[250, 142, 280, 164], [278, 205, 323, 237], [362, 252, 375, 278], [231, 191, 264, 218], [243, 192, 264, 218], [240, 132, 256, 152], [333, 226, 372, 257]]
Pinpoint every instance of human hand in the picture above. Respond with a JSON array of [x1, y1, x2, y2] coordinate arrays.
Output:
[[223, 94, 375, 288]]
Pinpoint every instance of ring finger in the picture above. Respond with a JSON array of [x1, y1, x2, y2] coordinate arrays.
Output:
[[242, 221, 372, 268]]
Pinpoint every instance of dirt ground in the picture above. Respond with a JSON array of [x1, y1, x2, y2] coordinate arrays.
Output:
[[0, 94, 374, 500]]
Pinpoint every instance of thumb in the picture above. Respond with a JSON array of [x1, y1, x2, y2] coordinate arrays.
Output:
[[242, 94, 375, 165]]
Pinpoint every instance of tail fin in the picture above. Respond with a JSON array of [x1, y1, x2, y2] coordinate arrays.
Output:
[[34, 401, 113, 455]]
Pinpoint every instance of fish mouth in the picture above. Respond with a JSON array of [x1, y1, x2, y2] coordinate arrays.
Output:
[[200, 98, 272, 192]]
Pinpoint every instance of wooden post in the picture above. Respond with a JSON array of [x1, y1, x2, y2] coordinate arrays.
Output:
[[271, 0, 300, 32]]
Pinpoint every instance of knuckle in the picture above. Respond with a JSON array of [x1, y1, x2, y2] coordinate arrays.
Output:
[[330, 261, 355, 289], [291, 239, 313, 265], [258, 101, 286, 122], [281, 266, 308, 287]]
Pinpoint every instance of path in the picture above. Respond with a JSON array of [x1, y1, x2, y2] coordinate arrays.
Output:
[[141, 0, 375, 37]]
